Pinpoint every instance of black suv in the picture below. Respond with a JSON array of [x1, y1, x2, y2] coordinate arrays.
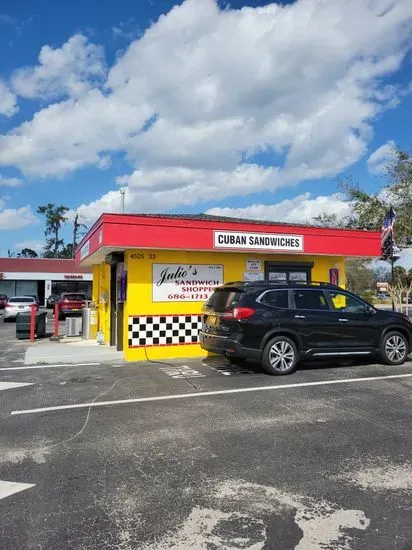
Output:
[[200, 281, 412, 375]]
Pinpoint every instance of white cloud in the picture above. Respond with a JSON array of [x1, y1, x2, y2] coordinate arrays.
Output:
[[367, 140, 397, 174], [0, 206, 38, 230], [14, 239, 44, 254], [76, 164, 277, 222], [112, 19, 142, 41], [0, 0, 412, 214], [0, 80, 18, 117], [0, 89, 150, 177], [11, 34, 106, 100], [206, 193, 351, 225], [0, 174, 23, 187]]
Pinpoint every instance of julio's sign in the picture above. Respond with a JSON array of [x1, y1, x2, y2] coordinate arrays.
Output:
[[214, 231, 304, 252], [152, 264, 223, 302]]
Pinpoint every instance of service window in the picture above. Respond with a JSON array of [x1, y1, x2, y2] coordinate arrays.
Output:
[[289, 272, 308, 283], [327, 291, 368, 313], [259, 290, 289, 308], [292, 289, 329, 311], [268, 272, 287, 283]]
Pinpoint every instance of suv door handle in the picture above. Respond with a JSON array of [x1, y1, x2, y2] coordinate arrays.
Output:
[[338, 318, 348, 322], [294, 315, 306, 319]]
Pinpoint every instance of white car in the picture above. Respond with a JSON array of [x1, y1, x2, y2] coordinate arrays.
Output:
[[3, 296, 38, 321]]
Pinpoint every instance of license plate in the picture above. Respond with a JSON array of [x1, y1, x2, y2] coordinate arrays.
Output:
[[18, 306, 25, 309]]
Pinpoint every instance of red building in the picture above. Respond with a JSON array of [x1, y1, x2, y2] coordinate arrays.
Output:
[[0, 258, 92, 306]]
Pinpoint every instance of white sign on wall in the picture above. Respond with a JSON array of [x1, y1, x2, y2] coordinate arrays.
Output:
[[246, 259, 262, 271], [214, 231, 304, 252], [243, 272, 265, 282], [153, 264, 223, 302]]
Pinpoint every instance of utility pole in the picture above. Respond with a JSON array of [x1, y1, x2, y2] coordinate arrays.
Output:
[[72, 214, 87, 259], [72, 213, 80, 259], [120, 188, 126, 214]]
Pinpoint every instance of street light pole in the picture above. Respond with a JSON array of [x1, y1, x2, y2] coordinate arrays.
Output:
[[120, 188, 126, 214]]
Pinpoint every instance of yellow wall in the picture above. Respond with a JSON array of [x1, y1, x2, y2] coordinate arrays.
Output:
[[92, 263, 111, 344], [115, 249, 346, 362]]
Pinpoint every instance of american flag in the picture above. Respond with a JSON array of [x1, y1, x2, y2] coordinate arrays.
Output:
[[381, 207, 396, 242], [381, 207, 396, 259]]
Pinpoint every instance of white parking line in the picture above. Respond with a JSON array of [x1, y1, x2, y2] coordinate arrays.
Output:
[[0, 362, 100, 371], [0, 480, 35, 501], [0, 382, 34, 391], [11, 372, 412, 416]]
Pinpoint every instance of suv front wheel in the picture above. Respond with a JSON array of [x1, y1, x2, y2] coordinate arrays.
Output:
[[262, 336, 299, 375], [380, 331, 409, 365]]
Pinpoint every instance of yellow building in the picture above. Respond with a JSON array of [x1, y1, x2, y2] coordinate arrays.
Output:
[[76, 213, 381, 362]]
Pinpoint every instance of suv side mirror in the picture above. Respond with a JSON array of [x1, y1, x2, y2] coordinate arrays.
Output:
[[365, 306, 375, 316]]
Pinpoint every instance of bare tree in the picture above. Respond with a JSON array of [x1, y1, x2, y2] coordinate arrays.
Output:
[[388, 280, 412, 314]]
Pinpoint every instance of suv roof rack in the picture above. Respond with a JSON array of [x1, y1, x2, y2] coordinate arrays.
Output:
[[223, 281, 342, 289]]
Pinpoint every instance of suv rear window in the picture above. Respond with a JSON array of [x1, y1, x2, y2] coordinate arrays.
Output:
[[63, 294, 86, 301], [260, 290, 289, 308], [206, 289, 242, 311]]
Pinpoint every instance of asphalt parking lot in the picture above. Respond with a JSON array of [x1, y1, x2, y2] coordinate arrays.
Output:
[[1, 315, 412, 549]]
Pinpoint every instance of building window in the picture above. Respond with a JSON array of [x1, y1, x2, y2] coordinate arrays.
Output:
[[265, 262, 313, 284], [51, 281, 92, 298]]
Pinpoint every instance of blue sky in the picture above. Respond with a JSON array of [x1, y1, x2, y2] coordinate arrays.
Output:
[[0, 0, 412, 264]]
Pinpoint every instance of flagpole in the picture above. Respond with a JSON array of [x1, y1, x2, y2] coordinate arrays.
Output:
[[391, 253, 395, 312], [381, 206, 396, 312]]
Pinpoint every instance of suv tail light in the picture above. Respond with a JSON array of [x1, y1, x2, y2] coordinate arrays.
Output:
[[223, 307, 256, 320]]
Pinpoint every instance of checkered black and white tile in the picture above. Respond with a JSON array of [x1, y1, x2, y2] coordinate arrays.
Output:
[[128, 314, 203, 348]]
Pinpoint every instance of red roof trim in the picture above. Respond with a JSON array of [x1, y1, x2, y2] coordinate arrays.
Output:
[[0, 258, 92, 274], [100, 213, 377, 237], [76, 213, 381, 262]]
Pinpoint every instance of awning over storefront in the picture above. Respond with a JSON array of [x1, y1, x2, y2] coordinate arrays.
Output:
[[76, 213, 381, 265]]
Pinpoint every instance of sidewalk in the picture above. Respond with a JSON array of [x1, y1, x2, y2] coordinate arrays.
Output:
[[24, 338, 123, 365]]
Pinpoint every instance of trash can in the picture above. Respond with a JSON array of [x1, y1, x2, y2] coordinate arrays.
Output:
[[82, 304, 98, 340], [16, 312, 30, 340], [36, 312, 47, 338], [16, 311, 47, 340]]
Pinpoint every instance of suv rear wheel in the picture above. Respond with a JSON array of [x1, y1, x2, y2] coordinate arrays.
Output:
[[262, 336, 299, 375], [380, 331, 409, 365]]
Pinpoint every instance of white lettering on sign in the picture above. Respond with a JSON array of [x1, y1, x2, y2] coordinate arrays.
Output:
[[64, 275, 83, 280], [80, 240, 90, 260], [214, 231, 304, 251], [153, 264, 223, 302], [246, 259, 262, 271]]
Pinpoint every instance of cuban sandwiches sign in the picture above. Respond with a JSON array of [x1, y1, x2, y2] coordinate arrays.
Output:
[[214, 231, 304, 252]]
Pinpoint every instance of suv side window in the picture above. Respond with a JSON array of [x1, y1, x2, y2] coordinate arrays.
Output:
[[259, 290, 289, 308], [327, 291, 368, 314], [292, 289, 329, 311]]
